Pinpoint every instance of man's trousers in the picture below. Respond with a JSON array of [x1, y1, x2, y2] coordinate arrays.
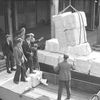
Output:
[[57, 80, 71, 100], [6, 54, 15, 71]]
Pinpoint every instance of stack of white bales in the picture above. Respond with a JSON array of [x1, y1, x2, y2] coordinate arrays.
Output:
[[67, 42, 91, 56], [90, 58, 100, 77], [28, 70, 43, 87], [51, 11, 91, 74], [74, 56, 92, 74], [38, 11, 92, 74], [53, 12, 72, 50], [38, 50, 63, 66], [88, 51, 100, 77], [45, 38, 60, 53], [52, 11, 91, 56]]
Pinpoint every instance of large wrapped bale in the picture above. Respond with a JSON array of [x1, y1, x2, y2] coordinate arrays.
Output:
[[67, 56, 75, 65], [74, 57, 92, 74], [87, 51, 100, 59], [65, 26, 87, 46], [38, 50, 63, 66], [44, 52, 63, 67], [45, 38, 60, 53], [90, 58, 100, 77], [68, 42, 92, 56], [60, 12, 75, 29], [72, 11, 87, 28], [28, 70, 42, 87], [53, 14, 67, 49], [52, 11, 87, 50], [56, 11, 87, 30], [37, 50, 49, 63]]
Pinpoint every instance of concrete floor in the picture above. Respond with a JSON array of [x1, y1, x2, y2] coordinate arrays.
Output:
[[0, 70, 93, 100]]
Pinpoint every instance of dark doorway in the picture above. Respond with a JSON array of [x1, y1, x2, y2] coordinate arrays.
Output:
[[16, 0, 51, 40]]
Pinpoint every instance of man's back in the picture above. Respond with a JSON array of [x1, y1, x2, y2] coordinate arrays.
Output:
[[56, 60, 72, 81]]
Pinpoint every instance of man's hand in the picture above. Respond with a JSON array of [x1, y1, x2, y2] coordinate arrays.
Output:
[[25, 57, 27, 62], [72, 62, 76, 70], [30, 52, 33, 56], [38, 37, 44, 41], [4, 56, 7, 59], [19, 63, 21, 66]]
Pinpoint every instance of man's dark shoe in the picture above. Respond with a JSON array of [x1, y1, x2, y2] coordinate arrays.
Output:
[[21, 80, 28, 82], [65, 97, 70, 100], [11, 68, 16, 71], [13, 81, 19, 84], [7, 70, 12, 74], [25, 74, 27, 78]]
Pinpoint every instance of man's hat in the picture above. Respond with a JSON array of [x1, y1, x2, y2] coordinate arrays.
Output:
[[6, 34, 11, 38], [16, 38, 23, 44], [26, 34, 31, 39], [63, 54, 69, 59], [20, 27, 25, 34], [34, 43, 38, 47], [27, 33, 34, 37], [16, 38, 23, 41], [18, 27, 26, 37]]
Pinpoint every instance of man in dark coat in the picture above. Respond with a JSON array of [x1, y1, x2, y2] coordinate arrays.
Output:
[[29, 33, 44, 49], [2, 34, 15, 73], [22, 34, 34, 73], [31, 43, 40, 70], [54, 55, 75, 100]]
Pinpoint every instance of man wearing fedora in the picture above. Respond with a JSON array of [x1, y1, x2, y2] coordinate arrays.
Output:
[[2, 34, 16, 73], [54, 54, 75, 100]]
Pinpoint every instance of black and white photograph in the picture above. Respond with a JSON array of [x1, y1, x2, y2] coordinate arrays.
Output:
[[0, 0, 100, 100]]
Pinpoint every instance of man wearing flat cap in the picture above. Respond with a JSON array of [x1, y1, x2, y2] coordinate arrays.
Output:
[[28, 33, 44, 47], [53, 54, 75, 100], [2, 34, 15, 73], [27, 33, 35, 46]]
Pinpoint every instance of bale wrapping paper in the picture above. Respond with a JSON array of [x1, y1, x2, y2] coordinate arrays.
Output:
[[68, 42, 92, 56], [52, 11, 87, 52], [90, 58, 100, 77], [74, 57, 91, 74], [45, 38, 60, 53]]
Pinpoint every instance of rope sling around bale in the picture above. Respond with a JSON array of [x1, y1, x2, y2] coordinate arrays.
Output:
[[59, 0, 86, 44], [59, 0, 78, 14]]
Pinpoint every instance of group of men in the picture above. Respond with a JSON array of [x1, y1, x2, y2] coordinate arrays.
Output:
[[2, 27, 41, 84], [1, 27, 75, 100]]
